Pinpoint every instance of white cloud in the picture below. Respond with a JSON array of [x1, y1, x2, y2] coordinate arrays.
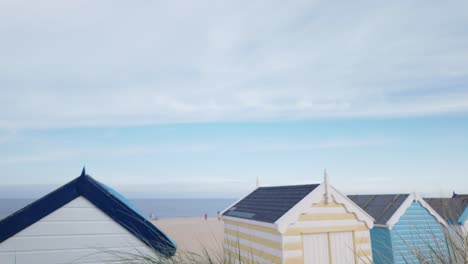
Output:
[[0, 137, 390, 164], [1, 1, 468, 129]]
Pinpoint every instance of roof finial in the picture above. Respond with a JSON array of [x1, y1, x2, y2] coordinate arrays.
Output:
[[81, 166, 86, 177], [256, 176, 260, 188], [324, 168, 329, 185], [324, 168, 331, 204]]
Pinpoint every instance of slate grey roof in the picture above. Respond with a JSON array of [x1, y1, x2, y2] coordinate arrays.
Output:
[[452, 192, 468, 199], [347, 194, 410, 225], [223, 184, 319, 223], [424, 198, 468, 223]]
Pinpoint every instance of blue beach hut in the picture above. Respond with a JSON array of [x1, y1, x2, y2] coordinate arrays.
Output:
[[0, 169, 176, 264], [349, 193, 449, 264]]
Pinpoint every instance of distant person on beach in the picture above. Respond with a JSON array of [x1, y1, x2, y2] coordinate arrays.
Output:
[[204, 213, 207, 220], [149, 213, 158, 220], [217, 211, 220, 221]]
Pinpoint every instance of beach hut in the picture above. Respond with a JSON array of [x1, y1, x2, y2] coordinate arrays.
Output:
[[425, 193, 468, 232], [0, 169, 176, 264], [349, 193, 449, 264], [221, 174, 374, 264], [425, 193, 468, 262]]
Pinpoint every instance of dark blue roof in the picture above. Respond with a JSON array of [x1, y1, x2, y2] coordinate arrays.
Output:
[[452, 192, 468, 199], [0, 168, 176, 257], [424, 198, 468, 224], [348, 194, 409, 225], [223, 184, 319, 223]]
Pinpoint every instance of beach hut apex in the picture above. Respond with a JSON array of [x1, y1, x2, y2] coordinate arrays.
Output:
[[0, 169, 176, 264], [222, 179, 374, 264]]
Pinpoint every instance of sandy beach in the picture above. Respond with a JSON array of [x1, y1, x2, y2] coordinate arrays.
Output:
[[153, 217, 224, 258]]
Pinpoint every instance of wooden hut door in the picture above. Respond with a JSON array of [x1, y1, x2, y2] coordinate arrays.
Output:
[[303, 233, 330, 263], [330, 231, 355, 264]]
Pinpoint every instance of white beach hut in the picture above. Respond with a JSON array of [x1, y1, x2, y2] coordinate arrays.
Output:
[[0, 169, 176, 264], [425, 193, 468, 262], [221, 174, 374, 264]]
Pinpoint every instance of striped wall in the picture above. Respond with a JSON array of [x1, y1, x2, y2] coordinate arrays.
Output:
[[282, 199, 372, 264], [390, 201, 449, 264], [224, 218, 282, 264], [0, 196, 155, 264], [224, 197, 373, 264]]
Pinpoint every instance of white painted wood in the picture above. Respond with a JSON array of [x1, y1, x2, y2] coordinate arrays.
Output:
[[290, 219, 362, 228], [463, 223, 468, 264], [0, 252, 15, 264], [306, 207, 348, 214], [303, 233, 329, 264], [447, 224, 466, 263], [224, 223, 282, 242], [16, 221, 128, 236], [0, 196, 157, 264], [63, 196, 95, 208], [0, 238, 15, 252], [41, 207, 112, 222], [330, 231, 355, 264], [14, 246, 153, 264], [13, 234, 144, 251]]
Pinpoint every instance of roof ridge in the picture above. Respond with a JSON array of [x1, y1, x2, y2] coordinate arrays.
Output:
[[0, 170, 177, 257], [349, 193, 410, 196], [259, 183, 319, 188]]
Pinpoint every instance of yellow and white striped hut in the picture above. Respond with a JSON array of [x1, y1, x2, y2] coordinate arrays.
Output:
[[221, 173, 374, 264]]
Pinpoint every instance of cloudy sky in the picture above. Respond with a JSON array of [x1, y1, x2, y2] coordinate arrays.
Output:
[[1, 1, 467, 198]]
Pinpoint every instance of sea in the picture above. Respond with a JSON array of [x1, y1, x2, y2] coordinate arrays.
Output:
[[0, 198, 236, 220]]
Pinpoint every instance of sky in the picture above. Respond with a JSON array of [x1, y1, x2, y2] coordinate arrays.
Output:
[[0, 1, 467, 198]]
